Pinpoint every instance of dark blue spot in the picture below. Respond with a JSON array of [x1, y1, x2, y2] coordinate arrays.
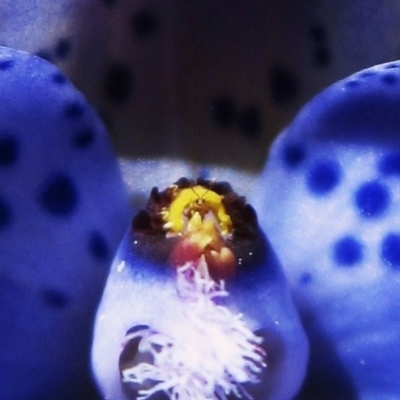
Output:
[[89, 231, 110, 261], [333, 236, 363, 266], [306, 160, 341, 195], [355, 181, 390, 218], [282, 143, 306, 168], [345, 80, 360, 88], [131, 9, 159, 37], [299, 272, 312, 285], [359, 71, 376, 78], [270, 65, 299, 104], [385, 63, 400, 69], [211, 96, 237, 128], [73, 127, 95, 148], [42, 289, 69, 308], [0, 135, 18, 166], [104, 63, 133, 104], [0, 198, 12, 229], [52, 72, 67, 85], [39, 173, 78, 216], [0, 59, 14, 70], [381, 233, 400, 269], [65, 101, 85, 118], [55, 38, 71, 60], [238, 106, 262, 139], [379, 152, 400, 176], [381, 73, 397, 85]]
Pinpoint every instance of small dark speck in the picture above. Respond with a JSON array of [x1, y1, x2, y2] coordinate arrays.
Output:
[[131, 9, 159, 37], [65, 101, 85, 118], [283, 143, 306, 168], [89, 231, 110, 261], [38, 173, 78, 217], [42, 289, 69, 308], [55, 38, 72, 60]]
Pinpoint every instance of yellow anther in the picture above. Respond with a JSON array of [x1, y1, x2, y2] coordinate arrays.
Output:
[[163, 185, 233, 235]]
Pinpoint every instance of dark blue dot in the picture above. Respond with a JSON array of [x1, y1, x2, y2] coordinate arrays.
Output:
[[89, 231, 110, 261], [381, 233, 400, 269], [299, 272, 312, 285], [306, 160, 341, 195], [385, 63, 400, 69], [39, 173, 78, 217], [381, 73, 397, 85], [333, 236, 363, 266], [359, 71, 376, 78], [52, 72, 67, 85], [0, 135, 18, 166], [65, 101, 85, 118], [0, 59, 14, 70], [282, 143, 306, 168], [355, 181, 390, 218], [42, 289, 69, 308], [379, 152, 400, 176], [104, 63, 133, 104], [73, 128, 95, 148], [55, 38, 71, 60], [0, 198, 12, 229], [345, 80, 360, 88]]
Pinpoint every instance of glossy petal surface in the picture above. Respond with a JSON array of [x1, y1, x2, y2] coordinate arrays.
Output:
[[0, 46, 130, 400], [254, 61, 400, 400]]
